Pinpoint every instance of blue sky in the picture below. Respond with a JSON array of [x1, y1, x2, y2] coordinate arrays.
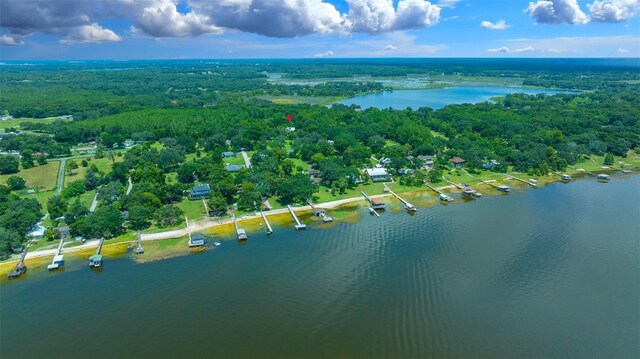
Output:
[[0, 0, 638, 59]]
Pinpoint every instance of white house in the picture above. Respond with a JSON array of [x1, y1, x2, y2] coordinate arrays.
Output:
[[28, 225, 46, 240], [364, 167, 390, 182]]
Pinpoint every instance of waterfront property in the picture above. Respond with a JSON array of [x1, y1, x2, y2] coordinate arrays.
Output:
[[28, 225, 46, 240], [189, 184, 211, 199], [361, 191, 386, 209], [364, 167, 390, 182]]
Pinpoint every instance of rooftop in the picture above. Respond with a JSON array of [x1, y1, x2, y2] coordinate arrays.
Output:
[[365, 167, 388, 176], [451, 157, 466, 164]]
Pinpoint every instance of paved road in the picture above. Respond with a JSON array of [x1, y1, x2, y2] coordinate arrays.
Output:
[[241, 151, 252, 168]]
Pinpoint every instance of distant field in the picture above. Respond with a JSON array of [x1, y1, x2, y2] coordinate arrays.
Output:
[[0, 117, 60, 130], [258, 96, 340, 105], [0, 161, 60, 190]]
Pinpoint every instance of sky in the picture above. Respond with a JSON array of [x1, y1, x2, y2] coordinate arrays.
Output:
[[0, 0, 638, 60]]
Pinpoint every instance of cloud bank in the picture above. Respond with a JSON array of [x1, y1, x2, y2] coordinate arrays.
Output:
[[525, 0, 639, 24], [0, 0, 443, 45]]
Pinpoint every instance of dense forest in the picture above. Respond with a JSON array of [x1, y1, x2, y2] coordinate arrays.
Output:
[[0, 59, 639, 259]]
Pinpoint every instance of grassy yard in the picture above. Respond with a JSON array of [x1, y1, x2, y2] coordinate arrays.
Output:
[[223, 155, 245, 166], [0, 161, 60, 191], [177, 197, 206, 221]]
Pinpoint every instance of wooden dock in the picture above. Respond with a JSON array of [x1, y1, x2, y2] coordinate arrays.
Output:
[[232, 213, 248, 240], [463, 172, 511, 193], [307, 200, 333, 222], [287, 205, 307, 230], [504, 174, 538, 188], [388, 189, 416, 211], [47, 239, 65, 270], [424, 183, 454, 202], [8, 246, 28, 279], [89, 238, 104, 268], [135, 230, 144, 254], [260, 211, 273, 234], [361, 191, 386, 209]]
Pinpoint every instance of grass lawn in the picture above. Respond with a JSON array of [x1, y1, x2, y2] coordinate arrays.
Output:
[[177, 197, 206, 221], [22, 190, 57, 209], [291, 158, 310, 173], [223, 155, 245, 166], [0, 161, 60, 191], [75, 190, 97, 210]]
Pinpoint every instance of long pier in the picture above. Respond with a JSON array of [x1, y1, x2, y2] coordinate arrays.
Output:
[[232, 213, 247, 240], [8, 246, 28, 278], [504, 174, 538, 188], [443, 176, 481, 197], [89, 237, 105, 268], [47, 239, 65, 270], [287, 205, 307, 230], [424, 183, 454, 202], [260, 211, 273, 234], [442, 177, 464, 190], [388, 189, 416, 211], [463, 171, 511, 193], [361, 191, 386, 209], [135, 230, 144, 254]]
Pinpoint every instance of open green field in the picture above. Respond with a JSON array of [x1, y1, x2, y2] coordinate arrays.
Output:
[[258, 95, 343, 105], [0, 117, 61, 130], [0, 161, 60, 190]]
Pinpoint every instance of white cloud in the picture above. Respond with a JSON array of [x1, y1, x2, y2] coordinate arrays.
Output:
[[589, 0, 640, 22], [487, 46, 535, 53], [312, 50, 334, 57], [618, 47, 630, 52], [481, 19, 510, 30], [384, 44, 397, 50], [59, 23, 122, 45], [437, 0, 461, 8], [0, 0, 443, 44], [0, 34, 24, 46], [525, 0, 589, 24]]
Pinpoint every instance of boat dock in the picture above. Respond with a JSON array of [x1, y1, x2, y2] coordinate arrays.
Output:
[[550, 170, 572, 181], [232, 213, 248, 240], [260, 211, 273, 234], [89, 238, 104, 268], [504, 174, 537, 188], [287, 205, 307, 230], [8, 247, 28, 278], [361, 191, 386, 209], [135, 230, 144, 254], [307, 200, 333, 222], [368, 206, 381, 217], [47, 239, 65, 270], [388, 189, 416, 211], [424, 183, 454, 201], [443, 177, 482, 198]]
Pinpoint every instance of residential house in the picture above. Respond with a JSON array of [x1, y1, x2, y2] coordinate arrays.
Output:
[[55, 226, 71, 238], [221, 151, 236, 158], [189, 184, 211, 199], [28, 225, 46, 240], [451, 157, 466, 168], [364, 167, 390, 182], [417, 155, 434, 169], [225, 164, 244, 172]]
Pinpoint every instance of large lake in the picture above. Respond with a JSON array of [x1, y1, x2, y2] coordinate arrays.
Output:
[[336, 87, 574, 110], [1, 176, 639, 358]]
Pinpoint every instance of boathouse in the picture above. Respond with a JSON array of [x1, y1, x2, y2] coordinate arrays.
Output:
[[451, 157, 466, 168], [189, 184, 211, 199], [364, 167, 390, 182], [188, 233, 206, 247]]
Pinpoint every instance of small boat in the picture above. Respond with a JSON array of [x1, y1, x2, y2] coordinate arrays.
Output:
[[597, 174, 611, 181], [560, 174, 571, 181], [214, 241, 221, 246], [368, 207, 376, 214]]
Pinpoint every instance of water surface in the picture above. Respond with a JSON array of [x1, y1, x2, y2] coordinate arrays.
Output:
[[1, 176, 639, 358], [336, 87, 574, 110]]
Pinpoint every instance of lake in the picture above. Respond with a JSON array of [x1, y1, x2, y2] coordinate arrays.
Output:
[[1, 176, 639, 358], [336, 87, 574, 110]]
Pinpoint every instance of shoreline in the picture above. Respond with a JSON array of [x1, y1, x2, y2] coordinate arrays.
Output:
[[2, 167, 635, 269]]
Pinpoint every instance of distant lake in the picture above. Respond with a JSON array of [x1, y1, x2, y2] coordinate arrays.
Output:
[[1, 175, 638, 358], [336, 87, 575, 110]]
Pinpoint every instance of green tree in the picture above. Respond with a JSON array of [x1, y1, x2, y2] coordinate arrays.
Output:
[[6, 176, 26, 191], [128, 205, 154, 230], [47, 195, 68, 219], [603, 153, 614, 166], [0, 155, 20, 175], [66, 160, 79, 175], [0, 228, 23, 260], [154, 205, 184, 227], [37, 155, 48, 165], [62, 180, 86, 199], [20, 149, 34, 169], [207, 192, 228, 216]]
